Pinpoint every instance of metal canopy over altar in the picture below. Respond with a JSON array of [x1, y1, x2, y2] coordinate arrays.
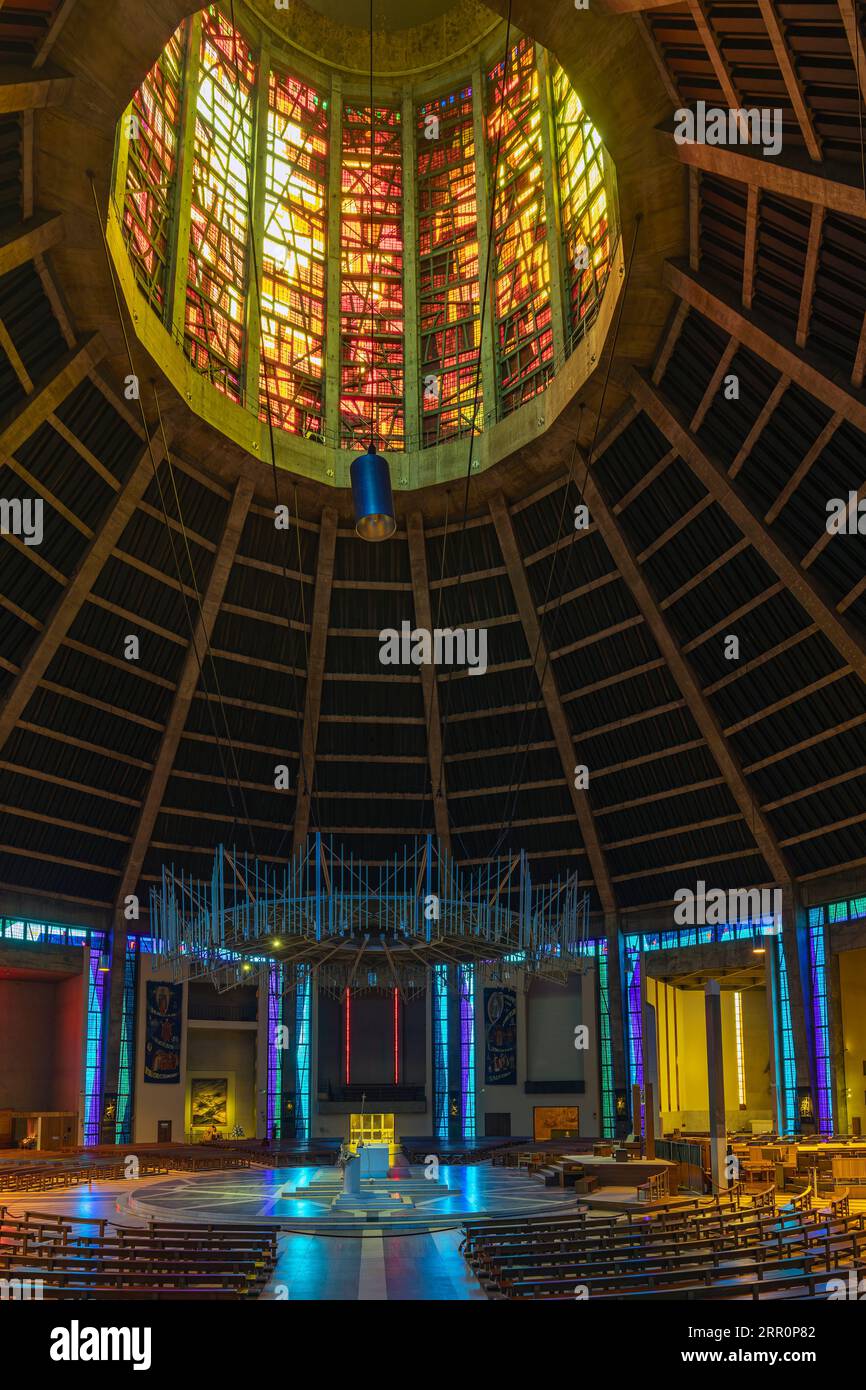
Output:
[[149, 833, 591, 997]]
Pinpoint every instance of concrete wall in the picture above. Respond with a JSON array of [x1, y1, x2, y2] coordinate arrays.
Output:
[[186, 1026, 257, 1139], [651, 979, 772, 1133], [55, 975, 84, 1115], [133, 952, 188, 1144], [133, 951, 262, 1141], [475, 965, 601, 1139], [0, 975, 84, 1114], [840, 947, 866, 1131], [0, 981, 57, 1111]]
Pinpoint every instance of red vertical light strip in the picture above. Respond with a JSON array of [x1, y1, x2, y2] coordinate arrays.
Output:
[[393, 988, 399, 1085], [345, 986, 351, 1085]]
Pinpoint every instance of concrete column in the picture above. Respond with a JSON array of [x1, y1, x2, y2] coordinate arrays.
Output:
[[705, 979, 726, 1190], [401, 88, 421, 454], [309, 966, 319, 1138], [534, 45, 568, 366], [828, 946, 848, 1136], [166, 11, 203, 343], [643, 999, 660, 1153], [604, 912, 629, 1138], [765, 949, 781, 1134], [324, 74, 343, 447], [471, 59, 497, 428], [426, 967, 434, 1138], [781, 883, 816, 1121], [255, 967, 270, 1140], [244, 39, 271, 412], [112, 101, 134, 223]]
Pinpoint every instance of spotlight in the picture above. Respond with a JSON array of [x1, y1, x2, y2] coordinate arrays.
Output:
[[350, 445, 396, 541]]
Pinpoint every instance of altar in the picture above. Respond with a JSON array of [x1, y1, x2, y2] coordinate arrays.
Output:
[[358, 1143, 390, 1177], [348, 1111, 397, 1163]]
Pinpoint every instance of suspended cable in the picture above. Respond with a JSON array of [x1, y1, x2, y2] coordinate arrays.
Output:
[[150, 384, 260, 853], [484, 212, 644, 868], [412, 2, 514, 850], [88, 173, 259, 860], [226, 0, 320, 846]]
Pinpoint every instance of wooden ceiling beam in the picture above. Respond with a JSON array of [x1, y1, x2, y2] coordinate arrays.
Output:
[[577, 451, 793, 888], [656, 127, 866, 218], [853, 309, 866, 390], [796, 204, 824, 348], [764, 411, 843, 523], [687, 0, 740, 109], [0, 64, 72, 114], [612, 847, 764, 885], [114, 474, 254, 910], [0, 757, 139, 806], [652, 302, 689, 385], [407, 511, 451, 851], [0, 317, 32, 392], [757, 0, 822, 160], [292, 507, 337, 852], [630, 369, 866, 686], [838, 0, 866, 105], [745, 713, 866, 774], [729, 376, 789, 478], [660, 538, 750, 610], [689, 166, 700, 271], [0, 213, 64, 277], [597, 777, 727, 819], [664, 260, 866, 434], [704, 625, 818, 694], [597, 0, 675, 10], [33, 0, 81, 70], [636, 495, 714, 564], [489, 491, 618, 916], [0, 335, 104, 457], [563, 657, 668, 702], [762, 763, 866, 813], [682, 582, 785, 654], [690, 337, 739, 430], [613, 447, 677, 516], [0, 433, 163, 756], [742, 185, 758, 310]]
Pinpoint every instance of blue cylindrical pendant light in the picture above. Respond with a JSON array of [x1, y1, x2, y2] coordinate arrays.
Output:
[[350, 445, 396, 541]]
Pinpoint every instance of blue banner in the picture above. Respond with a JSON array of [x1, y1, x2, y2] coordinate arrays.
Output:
[[144, 980, 182, 1083], [484, 987, 517, 1085]]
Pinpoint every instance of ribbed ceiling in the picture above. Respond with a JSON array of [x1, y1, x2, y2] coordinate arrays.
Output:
[[0, 0, 865, 926]]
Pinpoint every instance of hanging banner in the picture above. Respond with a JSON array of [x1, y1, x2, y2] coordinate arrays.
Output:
[[144, 980, 182, 1083], [484, 987, 517, 1085]]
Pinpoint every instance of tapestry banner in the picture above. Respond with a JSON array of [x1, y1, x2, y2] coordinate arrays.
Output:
[[144, 980, 182, 1083], [484, 987, 517, 1085]]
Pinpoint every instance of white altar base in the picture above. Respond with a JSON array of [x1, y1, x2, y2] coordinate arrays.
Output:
[[358, 1144, 390, 1177], [277, 1159, 459, 1222]]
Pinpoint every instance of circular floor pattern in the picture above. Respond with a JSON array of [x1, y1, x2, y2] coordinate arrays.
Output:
[[121, 1162, 579, 1236]]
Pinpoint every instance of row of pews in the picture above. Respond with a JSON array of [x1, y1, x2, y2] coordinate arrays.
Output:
[[461, 1189, 864, 1300], [0, 1149, 254, 1194], [0, 1206, 279, 1300]]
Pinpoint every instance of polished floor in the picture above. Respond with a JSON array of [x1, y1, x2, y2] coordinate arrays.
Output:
[[0, 1164, 580, 1299], [121, 1160, 575, 1233]]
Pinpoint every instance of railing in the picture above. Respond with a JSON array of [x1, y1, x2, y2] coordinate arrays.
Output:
[[786, 1186, 813, 1212], [749, 1183, 776, 1212], [637, 1170, 669, 1202], [656, 1138, 705, 1193]]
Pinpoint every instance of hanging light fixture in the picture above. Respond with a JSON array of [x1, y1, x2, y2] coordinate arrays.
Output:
[[350, 0, 396, 542]]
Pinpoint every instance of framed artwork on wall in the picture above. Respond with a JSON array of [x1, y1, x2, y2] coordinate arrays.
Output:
[[191, 1077, 228, 1128]]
